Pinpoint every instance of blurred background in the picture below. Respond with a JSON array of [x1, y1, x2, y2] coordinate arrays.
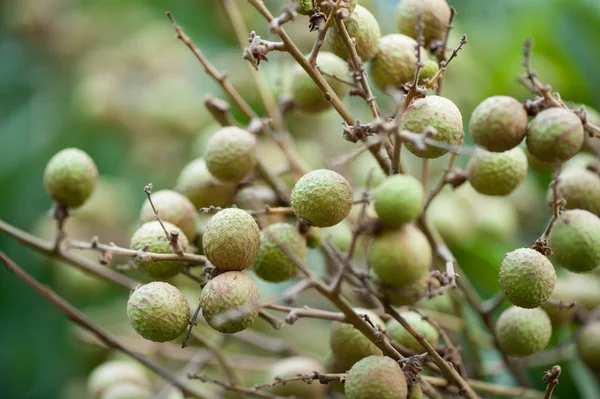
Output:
[[1, 0, 600, 398]]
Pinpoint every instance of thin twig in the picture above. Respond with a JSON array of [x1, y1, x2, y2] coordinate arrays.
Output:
[[187, 374, 279, 399], [423, 376, 544, 399], [542, 365, 561, 399], [190, 332, 240, 384]]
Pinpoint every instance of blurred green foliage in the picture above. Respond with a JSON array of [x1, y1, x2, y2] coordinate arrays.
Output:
[[1, 0, 599, 398]]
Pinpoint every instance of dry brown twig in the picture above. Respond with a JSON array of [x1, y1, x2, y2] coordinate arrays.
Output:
[[542, 365, 561, 399]]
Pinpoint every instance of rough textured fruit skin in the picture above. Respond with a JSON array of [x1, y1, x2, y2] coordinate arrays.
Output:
[[550, 168, 600, 216], [127, 282, 191, 342], [386, 311, 439, 352], [369, 34, 428, 92], [175, 158, 237, 208], [469, 96, 528, 152], [499, 248, 556, 309], [87, 361, 150, 399], [395, 0, 451, 46], [293, 0, 313, 14], [139, 190, 198, 241], [327, 5, 381, 62], [526, 107, 584, 162], [578, 322, 600, 371], [367, 224, 432, 287], [330, 309, 385, 369], [200, 272, 260, 334], [496, 306, 552, 357], [268, 357, 326, 399], [101, 382, 152, 399], [291, 169, 353, 227], [130, 221, 190, 279], [291, 52, 350, 113], [418, 60, 439, 85], [374, 174, 424, 227], [344, 355, 408, 399], [321, 0, 358, 15], [371, 271, 433, 306], [467, 147, 528, 196], [204, 126, 257, 183], [548, 210, 600, 273], [202, 208, 260, 271], [254, 223, 307, 282], [44, 148, 98, 208], [403, 96, 464, 159]]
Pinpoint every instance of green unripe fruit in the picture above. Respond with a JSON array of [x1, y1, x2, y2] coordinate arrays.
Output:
[[578, 321, 600, 371], [268, 357, 326, 399], [305, 227, 322, 248], [403, 96, 464, 159], [467, 147, 528, 196], [370, 270, 431, 306], [418, 60, 439, 85], [234, 185, 278, 208], [329, 308, 385, 369], [291, 52, 350, 113], [291, 169, 353, 227], [254, 223, 307, 282], [526, 107, 584, 162], [321, 0, 358, 15], [367, 224, 432, 288], [550, 168, 600, 216], [469, 96, 528, 152], [395, 0, 451, 47], [428, 193, 475, 247], [374, 174, 424, 227], [344, 355, 408, 399], [323, 221, 353, 251], [386, 311, 439, 353], [175, 158, 237, 208], [541, 279, 576, 327], [499, 248, 556, 309], [87, 361, 150, 399], [139, 190, 198, 241], [293, 0, 313, 15], [127, 282, 191, 342], [130, 221, 190, 279], [202, 208, 260, 271], [204, 127, 257, 183], [44, 148, 98, 209], [327, 5, 381, 62], [101, 383, 152, 399], [568, 274, 600, 310], [496, 306, 552, 357], [369, 34, 428, 92], [408, 383, 423, 399], [200, 271, 260, 334], [548, 210, 600, 273]]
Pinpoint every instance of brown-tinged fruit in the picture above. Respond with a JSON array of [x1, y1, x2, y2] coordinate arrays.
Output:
[[496, 306, 552, 357], [175, 158, 237, 209], [369, 34, 428, 92], [202, 208, 260, 271], [127, 282, 190, 342], [469, 96, 528, 152], [344, 355, 408, 399], [499, 248, 556, 309], [44, 148, 98, 209], [130, 221, 190, 280], [403, 95, 464, 159], [329, 308, 385, 369], [139, 189, 198, 241], [291, 52, 350, 113], [395, 0, 451, 47], [327, 5, 381, 62], [254, 223, 307, 282], [204, 126, 257, 183], [548, 209, 600, 273], [200, 271, 260, 334], [268, 357, 326, 399], [367, 224, 432, 288], [467, 147, 528, 196], [526, 107, 584, 162], [549, 168, 600, 216], [291, 169, 353, 227]]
